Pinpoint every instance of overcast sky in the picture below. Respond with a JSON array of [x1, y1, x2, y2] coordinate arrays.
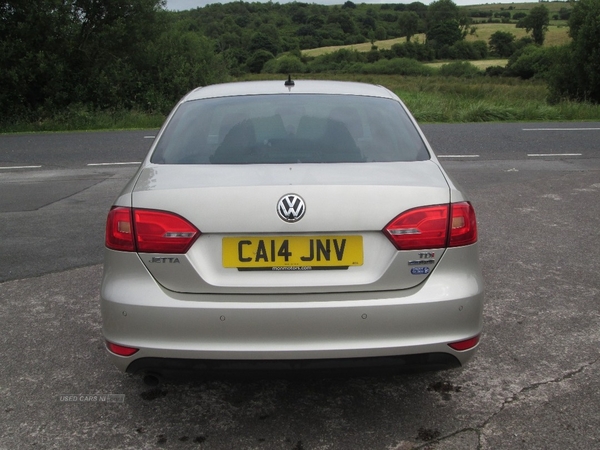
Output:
[[166, 0, 541, 11]]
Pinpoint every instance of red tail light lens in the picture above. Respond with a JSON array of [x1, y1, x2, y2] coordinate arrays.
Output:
[[383, 205, 449, 250], [134, 209, 199, 253], [105, 207, 200, 254], [449, 202, 478, 247], [383, 202, 477, 250], [106, 207, 135, 252]]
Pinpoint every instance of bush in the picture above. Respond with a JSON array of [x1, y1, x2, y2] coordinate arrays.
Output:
[[504, 45, 555, 80], [471, 40, 489, 59], [366, 49, 381, 63], [321, 39, 345, 47], [246, 50, 275, 73], [439, 40, 488, 60], [515, 36, 534, 50], [390, 41, 435, 61], [346, 58, 435, 76], [262, 55, 307, 74], [489, 31, 516, 57], [306, 48, 366, 72], [558, 7, 572, 21], [438, 61, 483, 78], [485, 65, 506, 77]]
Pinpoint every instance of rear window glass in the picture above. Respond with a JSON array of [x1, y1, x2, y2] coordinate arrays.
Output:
[[151, 94, 429, 164]]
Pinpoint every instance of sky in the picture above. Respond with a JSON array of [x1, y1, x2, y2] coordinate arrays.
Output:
[[165, 0, 542, 11]]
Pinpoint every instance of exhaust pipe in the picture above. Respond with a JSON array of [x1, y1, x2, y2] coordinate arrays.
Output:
[[142, 372, 162, 387]]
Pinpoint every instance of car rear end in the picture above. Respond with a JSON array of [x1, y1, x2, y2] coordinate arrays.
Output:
[[100, 80, 484, 378]]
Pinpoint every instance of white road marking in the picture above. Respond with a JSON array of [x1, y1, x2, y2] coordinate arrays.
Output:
[[87, 162, 141, 166], [523, 128, 600, 131], [437, 155, 480, 158], [144, 135, 156, 139], [527, 153, 582, 157], [0, 165, 42, 170]]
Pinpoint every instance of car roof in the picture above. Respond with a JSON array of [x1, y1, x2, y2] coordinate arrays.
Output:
[[183, 80, 399, 102]]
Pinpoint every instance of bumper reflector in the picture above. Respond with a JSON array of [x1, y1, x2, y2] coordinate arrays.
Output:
[[106, 341, 139, 357], [448, 335, 480, 351]]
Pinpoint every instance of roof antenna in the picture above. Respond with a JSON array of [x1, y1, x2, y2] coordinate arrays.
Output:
[[284, 75, 295, 88]]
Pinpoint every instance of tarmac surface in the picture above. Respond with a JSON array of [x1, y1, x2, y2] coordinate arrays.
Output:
[[1, 124, 599, 449]]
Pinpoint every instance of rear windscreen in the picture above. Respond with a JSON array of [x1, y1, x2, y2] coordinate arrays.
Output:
[[151, 94, 429, 164]]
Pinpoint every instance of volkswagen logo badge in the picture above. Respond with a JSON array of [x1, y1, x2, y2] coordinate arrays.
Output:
[[277, 194, 305, 223]]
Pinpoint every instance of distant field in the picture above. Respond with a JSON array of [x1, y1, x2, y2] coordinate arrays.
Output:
[[425, 59, 509, 69], [303, 23, 570, 58], [466, 23, 571, 47], [303, 35, 426, 57], [464, 1, 568, 15]]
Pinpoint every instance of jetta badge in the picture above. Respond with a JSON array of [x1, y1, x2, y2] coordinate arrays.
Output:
[[277, 194, 305, 222]]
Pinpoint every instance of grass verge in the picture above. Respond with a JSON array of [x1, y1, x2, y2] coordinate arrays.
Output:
[[2, 74, 600, 132], [0, 106, 165, 134], [242, 73, 600, 123]]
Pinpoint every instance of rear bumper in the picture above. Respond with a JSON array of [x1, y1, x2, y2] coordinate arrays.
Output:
[[101, 245, 484, 374], [126, 353, 460, 379]]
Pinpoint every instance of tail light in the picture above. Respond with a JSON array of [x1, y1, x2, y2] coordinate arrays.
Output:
[[106, 207, 200, 254], [383, 202, 477, 250], [449, 202, 478, 247], [105, 207, 135, 251]]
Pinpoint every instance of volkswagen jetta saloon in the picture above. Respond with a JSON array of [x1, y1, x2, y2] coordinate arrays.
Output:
[[101, 79, 483, 380]]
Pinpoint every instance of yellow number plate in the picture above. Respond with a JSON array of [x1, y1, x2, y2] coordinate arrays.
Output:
[[223, 236, 363, 270]]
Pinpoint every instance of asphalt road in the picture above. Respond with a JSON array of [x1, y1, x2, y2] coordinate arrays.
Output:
[[1, 123, 599, 449]]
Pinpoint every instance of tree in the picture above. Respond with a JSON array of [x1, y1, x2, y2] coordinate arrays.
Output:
[[558, 7, 572, 21], [248, 28, 280, 56], [425, 0, 467, 51], [246, 49, 274, 73], [0, 0, 169, 117], [144, 30, 227, 111], [427, 19, 462, 50], [398, 11, 420, 42], [407, 2, 428, 19], [426, 0, 460, 26], [0, 0, 76, 115], [548, 0, 600, 103], [327, 10, 357, 35], [522, 5, 549, 45], [489, 31, 516, 57]]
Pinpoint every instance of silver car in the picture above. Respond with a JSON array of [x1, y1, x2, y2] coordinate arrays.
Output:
[[101, 79, 483, 381]]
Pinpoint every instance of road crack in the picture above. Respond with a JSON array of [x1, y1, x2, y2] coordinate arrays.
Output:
[[410, 359, 598, 450]]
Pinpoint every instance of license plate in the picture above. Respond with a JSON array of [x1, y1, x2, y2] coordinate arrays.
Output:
[[223, 236, 363, 270]]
